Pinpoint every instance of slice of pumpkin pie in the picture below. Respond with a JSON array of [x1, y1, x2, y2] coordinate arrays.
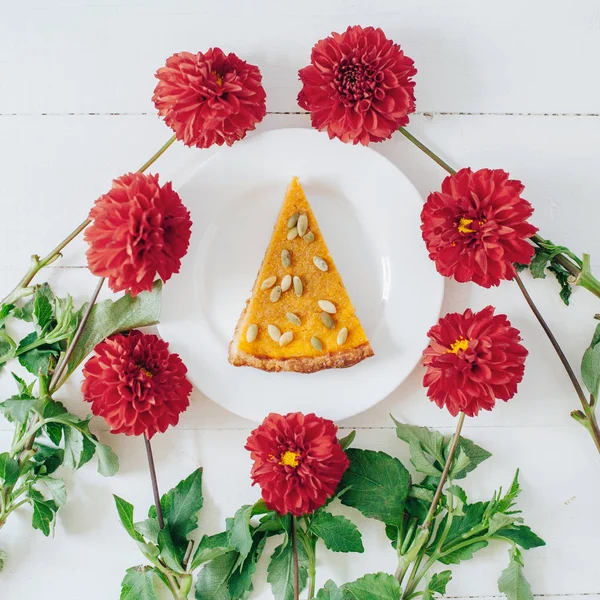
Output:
[[228, 177, 374, 373]]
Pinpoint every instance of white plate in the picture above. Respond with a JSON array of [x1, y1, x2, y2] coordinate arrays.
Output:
[[158, 128, 443, 422]]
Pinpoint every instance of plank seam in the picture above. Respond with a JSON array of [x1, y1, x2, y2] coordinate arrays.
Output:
[[0, 111, 599, 117]]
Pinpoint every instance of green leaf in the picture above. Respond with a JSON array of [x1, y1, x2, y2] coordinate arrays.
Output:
[[548, 263, 572, 306], [489, 513, 518, 535], [494, 525, 545, 549], [229, 534, 267, 599], [393, 420, 445, 463], [338, 430, 356, 451], [447, 485, 468, 504], [62, 425, 86, 470], [407, 442, 442, 477], [498, 548, 534, 600], [36, 476, 67, 507], [342, 572, 401, 600], [529, 250, 550, 279], [442, 502, 487, 548], [340, 449, 410, 526], [448, 447, 470, 480], [496, 470, 521, 513], [96, 442, 119, 477], [309, 510, 364, 553], [65, 280, 162, 381], [190, 534, 231, 571], [114, 495, 144, 542], [227, 505, 254, 562], [13, 299, 34, 322], [450, 437, 491, 479], [157, 527, 184, 573], [0, 549, 6, 572], [120, 566, 159, 600], [0, 303, 15, 327], [439, 540, 488, 565], [0, 452, 19, 487], [427, 570, 452, 596], [32, 443, 64, 475], [0, 393, 42, 424], [195, 551, 237, 600], [156, 468, 203, 553], [316, 580, 343, 600], [267, 532, 309, 600], [33, 285, 55, 334], [18, 341, 61, 376], [30, 489, 58, 536], [582, 324, 600, 397], [134, 518, 160, 544]]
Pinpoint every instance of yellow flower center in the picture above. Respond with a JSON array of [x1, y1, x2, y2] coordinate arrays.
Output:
[[212, 71, 223, 86], [138, 365, 153, 378], [279, 450, 300, 468], [447, 336, 469, 354], [457, 218, 475, 234]]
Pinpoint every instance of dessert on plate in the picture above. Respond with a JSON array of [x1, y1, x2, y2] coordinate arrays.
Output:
[[228, 176, 374, 373]]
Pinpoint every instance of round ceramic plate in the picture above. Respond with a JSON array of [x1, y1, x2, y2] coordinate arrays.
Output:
[[158, 128, 443, 422]]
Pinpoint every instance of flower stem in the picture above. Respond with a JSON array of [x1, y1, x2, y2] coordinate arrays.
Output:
[[398, 413, 465, 593], [514, 273, 600, 454], [577, 254, 600, 299], [1, 134, 177, 306], [291, 516, 300, 600], [49, 277, 105, 393], [144, 433, 165, 529], [398, 127, 456, 176]]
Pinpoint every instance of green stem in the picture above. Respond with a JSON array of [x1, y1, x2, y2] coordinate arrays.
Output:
[[292, 516, 300, 600], [398, 127, 457, 175], [1, 134, 177, 306], [577, 253, 600, 299]]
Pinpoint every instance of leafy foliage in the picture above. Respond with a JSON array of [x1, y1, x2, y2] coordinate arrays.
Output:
[[498, 547, 534, 600], [267, 532, 309, 600], [342, 572, 401, 599], [340, 449, 410, 525], [120, 566, 160, 600], [309, 510, 364, 553], [581, 323, 600, 398]]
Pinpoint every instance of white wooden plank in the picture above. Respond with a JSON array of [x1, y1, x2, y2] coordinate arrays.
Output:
[[0, 426, 597, 598], [1, 1, 599, 114], [1, 114, 600, 434]]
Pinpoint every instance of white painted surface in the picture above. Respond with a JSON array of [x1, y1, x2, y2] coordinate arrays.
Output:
[[1, 1, 599, 597]]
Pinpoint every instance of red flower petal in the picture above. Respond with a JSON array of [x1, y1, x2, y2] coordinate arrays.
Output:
[[82, 331, 193, 438], [245, 413, 349, 516], [153, 49, 267, 149], [298, 25, 416, 145], [421, 168, 538, 287], [84, 172, 192, 296], [422, 306, 527, 417]]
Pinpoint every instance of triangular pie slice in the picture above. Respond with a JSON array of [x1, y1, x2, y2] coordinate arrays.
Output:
[[229, 176, 374, 373]]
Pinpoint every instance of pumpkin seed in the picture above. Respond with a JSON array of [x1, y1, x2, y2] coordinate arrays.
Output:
[[313, 256, 328, 272], [281, 249, 291, 268], [297, 214, 308, 237], [246, 324, 258, 343], [270, 286, 282, 302], [303, 231, 315, 243], [268, 324, 281, 342], [310, 336, 323, 351], [286, 312, 301, 326], [318, 300, 336, 314], [279, 331, 293, 347], [261, 275, 277, 290], [337, 327, 348, 345], [287, 212, 299, 229], [287, 227, 299, 241], [320, 312, 335, 330], [293, 276, 303, 297], [281, 274, 292, 292]]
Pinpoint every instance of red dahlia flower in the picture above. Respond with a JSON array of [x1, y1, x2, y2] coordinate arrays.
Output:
[[82, 330, 192, 439], [298, 25, 417, 145], [85, 172, 192, 296], [422, 306, 527, 417], [421, 168, 538, 288], [153, 49, 267, 148], [245, 412, 349, 516]]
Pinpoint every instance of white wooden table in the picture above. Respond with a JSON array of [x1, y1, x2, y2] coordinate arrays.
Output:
[[1, 1, 599, 598]]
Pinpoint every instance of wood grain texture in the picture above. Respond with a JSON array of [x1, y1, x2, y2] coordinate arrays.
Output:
[[1, 1, 599, 597]]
